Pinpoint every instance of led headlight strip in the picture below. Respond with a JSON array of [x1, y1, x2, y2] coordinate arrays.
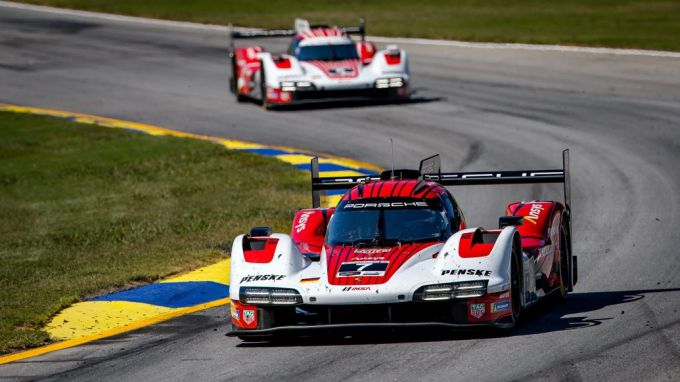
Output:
[[280, 81, 314, 92], [413, 281, 488, 301], [239, 287, 303, 305], [375, 77, 404, 88]]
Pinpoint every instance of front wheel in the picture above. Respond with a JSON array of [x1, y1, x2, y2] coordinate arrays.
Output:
[[259, 63, 270, 109], [509, 242, 522, 326], [230, 56, 247, 103]]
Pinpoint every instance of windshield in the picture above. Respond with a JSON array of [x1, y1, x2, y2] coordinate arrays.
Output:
[[326, 200, 450, 245], [295, 44, 359, 61]]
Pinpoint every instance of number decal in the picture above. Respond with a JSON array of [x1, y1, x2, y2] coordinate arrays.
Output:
[[337, 262, 389, 277]]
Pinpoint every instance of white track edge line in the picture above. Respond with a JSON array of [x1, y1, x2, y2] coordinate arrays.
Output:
[[1, 0, 679, 58]]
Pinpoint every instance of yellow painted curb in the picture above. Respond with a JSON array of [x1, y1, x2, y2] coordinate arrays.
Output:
[[45, 259, 231, 341], [160, 259, 230, 284], [46, 301, 175, 340], [0, 103, 383, 173], [0, 298, 230, 365]]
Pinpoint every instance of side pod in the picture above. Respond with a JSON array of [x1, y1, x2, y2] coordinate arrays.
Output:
[[436, 227, 518, 296], [229, 233, 308, 301]]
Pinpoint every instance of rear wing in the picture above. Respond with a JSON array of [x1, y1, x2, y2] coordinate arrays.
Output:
[[310, 149, 571, 211], [228, 18, 366, 53]]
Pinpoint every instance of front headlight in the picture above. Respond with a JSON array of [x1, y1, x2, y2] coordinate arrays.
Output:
[[413, 281, 488, 301], [280, 81, 295, 91], [279, 81, 315, 92], [240, 287, 303, 305], [375, 77, 404, 88]]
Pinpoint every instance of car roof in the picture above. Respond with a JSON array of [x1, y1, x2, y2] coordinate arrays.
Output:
[[295, 27, 353, 46], [342, 179, 448, 201]]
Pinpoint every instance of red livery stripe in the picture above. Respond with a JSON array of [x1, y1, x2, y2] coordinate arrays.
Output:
[[325, 242, 440, 285], [306, 59, 360, 79], [243, 238, 279, 263], [342, 180, 446, 201], [458, 233, 493, 258]]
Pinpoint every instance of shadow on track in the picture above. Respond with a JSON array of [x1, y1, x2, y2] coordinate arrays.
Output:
[[237, 89, 442, 112], [270, 96, 442, 112], [513, 287, 679, 335], [234, 287, 680, 348]]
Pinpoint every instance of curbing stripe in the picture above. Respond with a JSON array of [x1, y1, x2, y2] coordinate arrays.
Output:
[[89, 282, 229, 308], [0, 103, 381, 174], [0, 298, 230, 365], [0, 103, 381, 363]]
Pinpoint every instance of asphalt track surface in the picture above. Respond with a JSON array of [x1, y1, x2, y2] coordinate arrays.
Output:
[[1, 4, 680, 382]]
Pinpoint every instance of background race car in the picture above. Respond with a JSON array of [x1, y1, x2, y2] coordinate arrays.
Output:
[[228, 151, 577, 341], [229, 18, 409, 108]]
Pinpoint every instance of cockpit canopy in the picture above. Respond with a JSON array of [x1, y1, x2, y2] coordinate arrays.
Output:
[[325, 198, 452, 246]]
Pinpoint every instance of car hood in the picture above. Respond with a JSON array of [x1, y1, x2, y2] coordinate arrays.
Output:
[[300, 59, 361, 79], [324, 242, 442, 285]]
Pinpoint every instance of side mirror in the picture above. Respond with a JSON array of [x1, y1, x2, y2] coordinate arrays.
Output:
[[249, 226, 272, 237], [499, 216, 523, 229]]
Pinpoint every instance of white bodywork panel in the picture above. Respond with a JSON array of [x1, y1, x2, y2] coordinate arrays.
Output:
[[257, 46, 409, 92], [229, 226, 537, 307]]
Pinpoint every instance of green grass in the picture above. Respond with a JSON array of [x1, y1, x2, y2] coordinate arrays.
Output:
[[17, 0, 680, 51], [0, 111, 308, 353]]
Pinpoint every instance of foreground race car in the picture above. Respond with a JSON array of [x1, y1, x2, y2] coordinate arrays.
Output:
[[228, 18, 409, 108], [227, 151, 577, 340]]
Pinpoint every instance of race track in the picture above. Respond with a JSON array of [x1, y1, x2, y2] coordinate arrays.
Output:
[[1, 4, 680, 381]]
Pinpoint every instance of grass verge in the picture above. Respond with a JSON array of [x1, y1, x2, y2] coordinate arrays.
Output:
[[0, 111, 308, 353], [15, 0, 680, 51]]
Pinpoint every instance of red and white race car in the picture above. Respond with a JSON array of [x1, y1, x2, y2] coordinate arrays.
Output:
[[227, 151, 577, 340], [229, 19, 409, 108]]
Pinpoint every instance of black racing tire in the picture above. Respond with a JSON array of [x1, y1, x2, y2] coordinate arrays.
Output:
[[509, 239, 523, 326], [230, 55, 247, 103], [229, 55, 236, 94], [556, 227, 570, 300], [259, 63, 270, 110]]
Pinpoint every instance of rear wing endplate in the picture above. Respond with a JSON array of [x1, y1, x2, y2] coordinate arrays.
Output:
[[310, 150, 571, 211]]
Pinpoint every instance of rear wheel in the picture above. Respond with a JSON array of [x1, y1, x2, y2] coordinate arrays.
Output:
[[556, 227, 570, 300]]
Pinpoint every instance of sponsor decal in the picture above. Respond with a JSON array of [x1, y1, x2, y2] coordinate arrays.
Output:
[[350, 248, 390, 261], [329, 67, 355, 75], [240, 274, 285, 283], [470, 303, 485, 319], [344, 201, 428, 209], [341, 286, 371, 292], [491, 301, 511, 313], [243, 309, 255, 325], [524, 203, 544, 225], [230, 304, 240, 320], [295, 211, 313, 233], [337, 261, 389, 277], [441, 269, 492, 277], [350, 257, 387, 262], [353, 248, 391, 255], [300, 277, 320, 284], [266, 87, 278, 99]]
